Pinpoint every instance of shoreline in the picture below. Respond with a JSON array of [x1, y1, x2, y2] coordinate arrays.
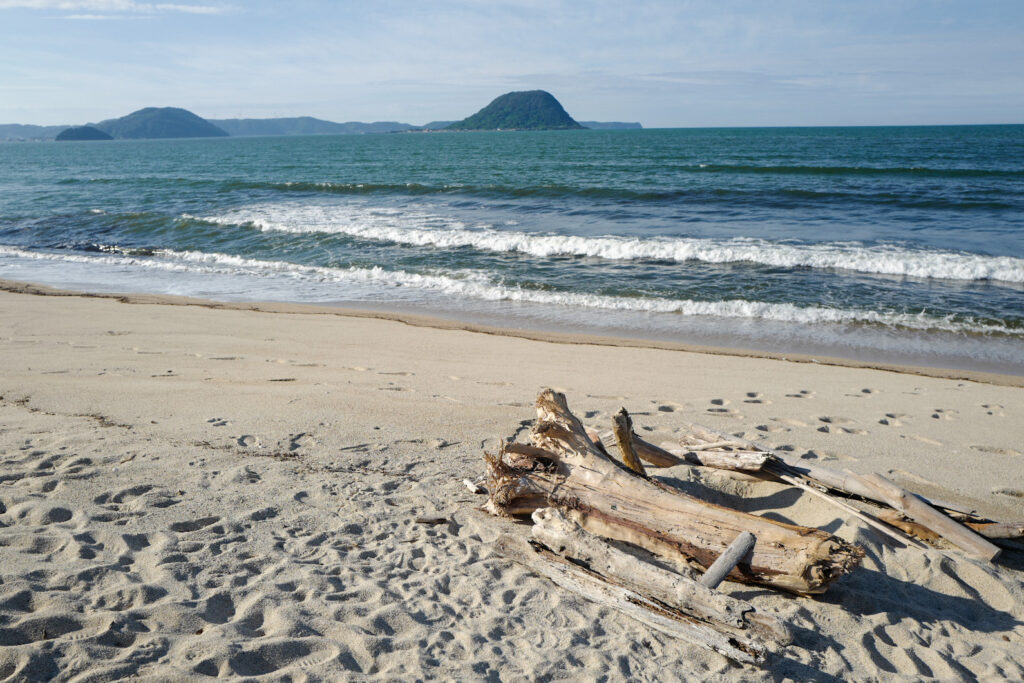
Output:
[[3, 276, 1022, 388]]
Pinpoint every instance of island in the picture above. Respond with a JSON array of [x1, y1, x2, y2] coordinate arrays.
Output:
[[94, 107, 229, 139], [446, 91, 585, 131], [55, 126, 113, 141]]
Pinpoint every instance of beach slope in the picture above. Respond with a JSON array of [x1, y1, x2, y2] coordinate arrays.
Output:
[[0, 285, 1022, 680]]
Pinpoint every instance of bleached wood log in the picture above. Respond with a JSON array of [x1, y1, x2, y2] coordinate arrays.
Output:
[[494, 534, 768, 665], [595, 429, 767, 470], [876, 509, 942, 543], [687, 420, 999, 557], [675, 423, 928, 549], [530, 508, 790, 644], [655, 441, 770, 471], [964, 521, 1024, 540], [486, 390, 864, 595], [700, 532, 757, 590], [612, 408, 646, 475], [858, 473, 1001, 561]]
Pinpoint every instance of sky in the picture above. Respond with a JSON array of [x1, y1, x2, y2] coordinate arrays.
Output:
[[1, 0, 1023, 127]]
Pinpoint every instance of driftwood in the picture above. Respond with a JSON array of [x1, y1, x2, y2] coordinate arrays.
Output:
[[596, 429, 769, 471], [673, 422, 1005, 559], [530, 508, 789, 643], [495, 534, 769, 665], [486, 390, 863, 595], [611, 409, 646, 475], [964, 521, 1024, 541], [700, 532, 757, 590], [857, 473, 1001, 561]]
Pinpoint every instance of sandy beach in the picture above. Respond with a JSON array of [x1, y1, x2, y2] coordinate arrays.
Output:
[[1, 280, 1022, 681]]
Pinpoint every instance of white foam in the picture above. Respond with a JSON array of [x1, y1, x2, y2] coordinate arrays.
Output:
[[196, 203, 1024, 284], [2, 244, 1018, 336]]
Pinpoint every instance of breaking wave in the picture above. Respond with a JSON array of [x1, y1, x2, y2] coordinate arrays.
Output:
[[2, 244, 1019, 336], [197, 203, 1024, 283]]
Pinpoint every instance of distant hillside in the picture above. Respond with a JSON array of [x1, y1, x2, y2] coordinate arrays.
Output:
[[209, 117, 418, 136], [420, 121, 456, 130], [578, 121, 643, 130], [0, 123, 68, 141], [56, 126, 113, 141], [447, 91, 585, 131], [95, 107, 228, 139]]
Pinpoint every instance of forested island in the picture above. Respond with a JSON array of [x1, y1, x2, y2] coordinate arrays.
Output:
[[446, 91, 585, 130]]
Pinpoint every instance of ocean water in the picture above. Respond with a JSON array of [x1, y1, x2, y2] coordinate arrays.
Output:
[[1, 126, 1022, 374]]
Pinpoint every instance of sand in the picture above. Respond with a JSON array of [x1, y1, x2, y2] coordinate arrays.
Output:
[[0, 282, 1022, 681]]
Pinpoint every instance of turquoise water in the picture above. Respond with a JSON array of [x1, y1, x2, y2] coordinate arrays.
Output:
[[1, 126, 1022, 373]]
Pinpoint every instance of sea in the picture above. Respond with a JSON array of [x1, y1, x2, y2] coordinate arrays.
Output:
[[1, 126, 1022, 374]]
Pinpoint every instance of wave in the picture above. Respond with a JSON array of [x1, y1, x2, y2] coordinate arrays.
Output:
[[213, 180, 1015, 209], [685, 163, 1024, 179], [2, 244, 1019, 336], [51, 176, 1018, 210], [197, 204, 1024, 283]]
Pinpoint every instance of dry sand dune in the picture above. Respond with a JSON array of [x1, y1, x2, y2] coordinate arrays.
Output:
[[1, 285, 1022, 681]]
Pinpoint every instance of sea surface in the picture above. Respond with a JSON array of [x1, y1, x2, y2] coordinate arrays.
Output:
[[1, 126, 1023, 374]]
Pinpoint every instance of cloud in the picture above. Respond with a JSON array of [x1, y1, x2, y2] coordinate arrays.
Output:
[[0, 0, 227, 13]]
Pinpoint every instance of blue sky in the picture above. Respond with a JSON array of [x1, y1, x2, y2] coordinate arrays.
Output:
[[1, 0, 1022, 127]]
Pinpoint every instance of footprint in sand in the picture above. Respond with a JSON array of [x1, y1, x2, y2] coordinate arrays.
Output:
[[756, 423, 789, 433], [930, 408, 958, 421], [878, 413, 906, 427], [169, 516, 221, 533], [785, 389, 815, 399], [817, 416, 867, 435], [818, 425, 868, 435], [970, 445, 1022, 456], [207, 418, 230, 427], [706, 398, 741, 418], [287, 433, 316, 452], [743, 392, 770, 404], [981, 403, 1006, 417]]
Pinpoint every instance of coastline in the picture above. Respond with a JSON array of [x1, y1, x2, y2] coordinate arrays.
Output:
[[4, 277, 1021, 388], [1, 277, 1022, 679]]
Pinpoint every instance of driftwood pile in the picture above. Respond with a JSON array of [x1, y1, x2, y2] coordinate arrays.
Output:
[[476, 389, 1022, 665]]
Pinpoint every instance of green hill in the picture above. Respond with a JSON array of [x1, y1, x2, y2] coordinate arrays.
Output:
[[95, 107, 228, 139], [447, 91, 585, 131], [56, 126, 113, 141]]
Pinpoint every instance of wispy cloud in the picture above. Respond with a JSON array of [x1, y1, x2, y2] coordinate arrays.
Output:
[[0, 1, 228, 14]]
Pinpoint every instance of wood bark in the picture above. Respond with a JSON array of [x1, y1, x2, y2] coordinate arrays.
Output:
[[486, 390, 864, 595], [612, 409, 646, 475]]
